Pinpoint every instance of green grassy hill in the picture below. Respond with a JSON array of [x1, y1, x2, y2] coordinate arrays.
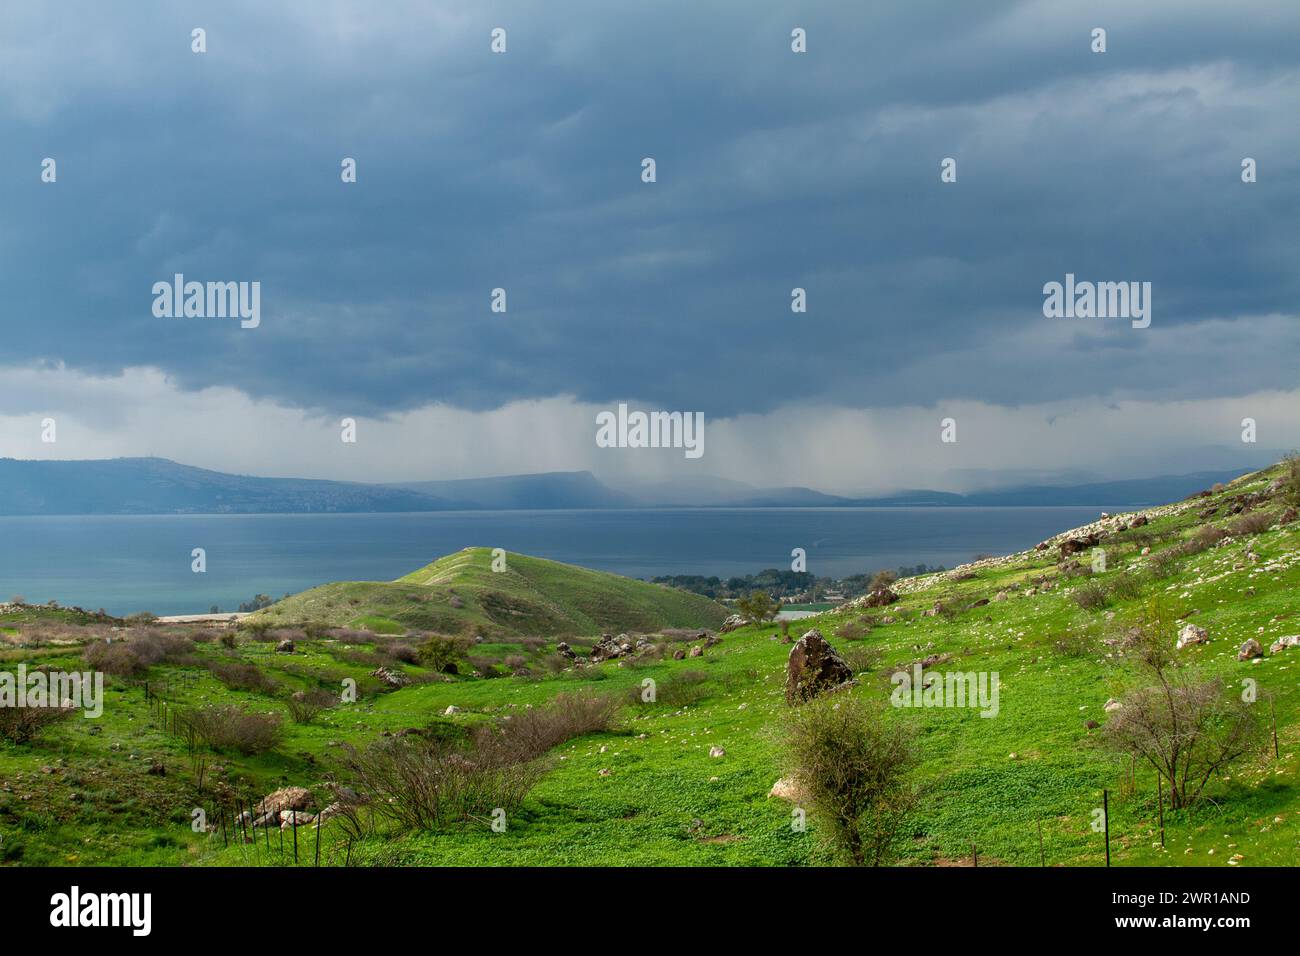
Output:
[[251, 547, 730, 637], [2, 463, 1297, 867]]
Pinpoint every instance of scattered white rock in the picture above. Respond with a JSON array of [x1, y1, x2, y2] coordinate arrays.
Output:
[[768, 777, 806, 802], [1176, 623, 1208, 649]]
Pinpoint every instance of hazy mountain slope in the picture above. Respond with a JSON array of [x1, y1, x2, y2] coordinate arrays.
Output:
[[388, 471, 636, 509], [0, 457, 1263, 514], [0, 457, 451, 514]]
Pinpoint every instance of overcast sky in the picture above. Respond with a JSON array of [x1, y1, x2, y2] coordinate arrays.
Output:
[[2, 0, 1297, 494]]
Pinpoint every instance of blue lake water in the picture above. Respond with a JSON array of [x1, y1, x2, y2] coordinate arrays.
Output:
[[0, 507, 1106, 617]]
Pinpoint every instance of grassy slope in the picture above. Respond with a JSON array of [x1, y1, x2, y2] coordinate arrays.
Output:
[[2, 466, 1298, 866], [251, 547, 729, 637]]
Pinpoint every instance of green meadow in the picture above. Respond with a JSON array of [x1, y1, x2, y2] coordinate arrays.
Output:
[[1, 465, 1297, 867]]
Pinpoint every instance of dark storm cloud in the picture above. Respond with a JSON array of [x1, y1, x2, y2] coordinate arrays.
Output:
[[1, 0, 1296, 419]]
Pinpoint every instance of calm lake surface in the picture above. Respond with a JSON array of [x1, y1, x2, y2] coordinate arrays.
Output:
[[0, 507, 1107, 617]]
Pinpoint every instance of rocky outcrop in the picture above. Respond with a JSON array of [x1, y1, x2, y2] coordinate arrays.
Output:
[[785, 630, 855, 704], [590, 633, 635, 662], [256, 786, 313, 817], [1059, 533, 1101, 557], [371, 667, 409, 688], [719, 614, 747, 633], [860, 588, 899, 608]]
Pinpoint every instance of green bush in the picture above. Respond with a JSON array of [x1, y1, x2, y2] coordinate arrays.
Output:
[[417, 634, 475, 673], [783, 693, 917, 866]]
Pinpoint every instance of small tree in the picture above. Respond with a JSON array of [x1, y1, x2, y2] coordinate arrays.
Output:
[[735, 590, 780, 624], [783, 693, 918, 866], [418, 634, 475, 673], [1101, 604, 1264, 808]]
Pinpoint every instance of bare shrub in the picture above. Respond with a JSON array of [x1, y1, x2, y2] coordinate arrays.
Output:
[[341, 735, 548, 832], [1147, 549, 1179, 578], [843, 644, 884, 673], [783, 693, 918, 866], [384, 643, 420, 665], [1073, 581, 1109, 611], [183, 705, 282, 755], [1058, 561, 1093, 580], [473, 691, 621, 764], [1228, 512, 1273, 536], [0, 703, 74, 744], [208, 661, 278, 694], [1179, 525, 1226, 557], [1106, 573, 1144, 602], [835, 620, 870, 642], [284, 688, 337, 724], [1101, 609, 1265, 808], [133, 631, 194, 664], [868, 569, 898, 592], [80, 632, 193, 676], [83, 640, 147, 677]]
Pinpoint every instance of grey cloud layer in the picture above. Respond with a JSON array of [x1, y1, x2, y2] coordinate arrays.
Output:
[[2, 0, 1296, 421]]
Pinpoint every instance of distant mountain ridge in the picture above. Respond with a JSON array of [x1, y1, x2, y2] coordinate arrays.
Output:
[[0, 457, 447, 515], [387, 471, 636, 510], [0, 456, 1262, 515]]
